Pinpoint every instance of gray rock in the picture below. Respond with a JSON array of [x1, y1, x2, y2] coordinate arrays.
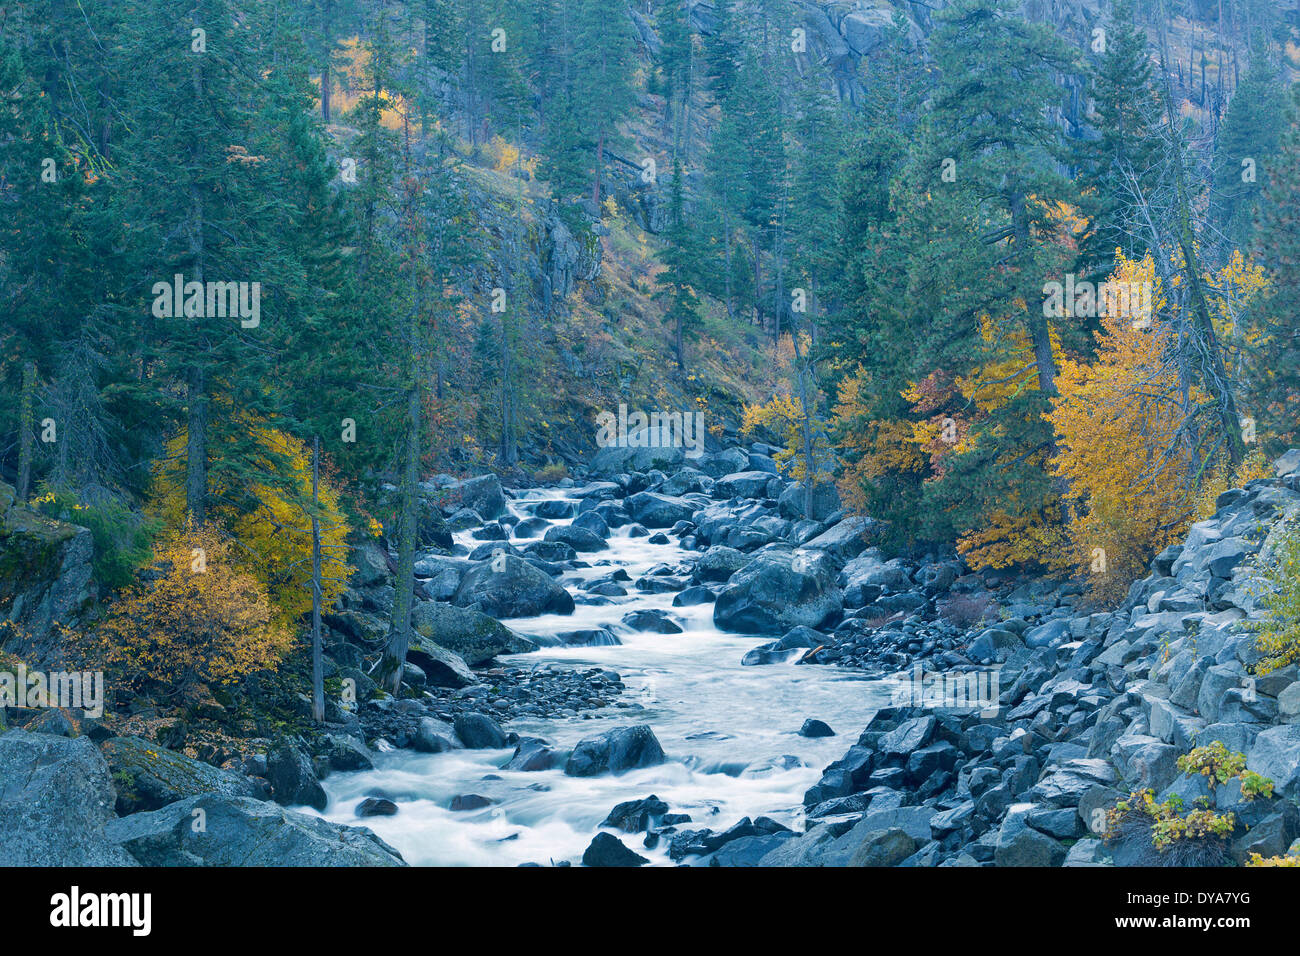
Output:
[[1248, 725, 1300, 799], [504, 738, 556, 771], [698, 448, 750, 478], [695, 545, 752, 582], [412, 716, 459, 753], [1231, 805, 1300, 863], [1063, 838, 1110, 866], [357, 797, 398, 817], [458, 474, 506, 520], [320, 735, 374, 773], [707, 832, 793, 866], [0, 730, 136, 865], [778, 480, 841, 522], [803, 516, 878, 564], [543, 524, 609, 552], [968, 627, 1022, 664], [405, 636, 478, 688], [848, 827, 917, 867], [267, 739, 327, 811], [879, 716, 937, 757], [1024, 619, 1071, 649], [590, 427, 687, 475], [840, 6, 895, 55], [565, 725, 666, 776], [799, 719, 835, 738], [105, 794, 405, 866], [713, 550, 842, 633], [453, 554, 575, 618], [621, 609, 683, 633], [848, 805, 937, 844], [410, 601, 532, 666], [1028, 759, 1119, 808], [0, 484, 97, 664], [994, 804, 1067, 867], [714, 470, 776, 499], [582, 831, 648, 866], [1197, 662, 1247, 722], [101, 736, 258, 814], [625, 491, 697, 528], [453, 713, 507, 749], [1113, 735, 1180, 791], [1274, 449, 1300, 477]]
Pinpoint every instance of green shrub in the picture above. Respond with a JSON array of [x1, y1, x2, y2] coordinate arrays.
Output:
[[31, 483, 158, 590], [1240, 516, 1300, 675]]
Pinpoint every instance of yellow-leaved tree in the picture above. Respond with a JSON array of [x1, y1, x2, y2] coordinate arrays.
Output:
[[151, 422, 351, 630], [84, 527, 290, 699], [1047, 253, 1191, 597], [1048, 251, 1271, 600], [743, 333, 835, 510]]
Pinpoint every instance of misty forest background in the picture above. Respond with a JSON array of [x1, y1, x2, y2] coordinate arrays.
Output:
[[1, 0, 1299, 703]]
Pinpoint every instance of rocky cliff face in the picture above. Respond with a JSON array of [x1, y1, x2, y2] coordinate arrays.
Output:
[[0, 481, 96, 666]]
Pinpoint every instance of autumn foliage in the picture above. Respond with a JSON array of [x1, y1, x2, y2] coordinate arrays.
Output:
[[835, 247, 1275, 600], [150, 422, 351, 629], [83, 527, 291, 699]]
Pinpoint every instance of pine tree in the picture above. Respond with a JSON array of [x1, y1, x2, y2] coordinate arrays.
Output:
[[114, 0, 295, 525], [1079, 0, 1163, 275], [702, 0, 741, 99], [570, 0, 637, 207], [1211, 50, 1285, 250], [654, 161, 702, 371], [1248, 83, 1300, 451]]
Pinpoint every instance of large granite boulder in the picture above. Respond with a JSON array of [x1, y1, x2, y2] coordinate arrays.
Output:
[[101, 736, 258, 814], [410, 601, 533, 666], [105, 794, 406, 866], [453, 554, 575, 618], [714, 550, 842, 633], [0, 482, 96, 665], [0, 730, 136, 865], [457, 474, 507, 520]]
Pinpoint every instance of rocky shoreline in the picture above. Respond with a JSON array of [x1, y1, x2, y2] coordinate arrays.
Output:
[[3, 436, 1300, 867]]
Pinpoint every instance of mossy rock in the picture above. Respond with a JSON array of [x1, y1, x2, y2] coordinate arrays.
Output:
[[410, 601, 535, 666], [100, 736, 257, 814], [0, 510, 78, 601]]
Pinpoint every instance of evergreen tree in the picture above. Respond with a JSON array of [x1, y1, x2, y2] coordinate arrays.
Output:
[[115, 0, 295, 525], [702, 0, 741, 99], [1079, 0, 1163, 276], [1211, 50, 1285, 250], [570, 0, 637, 207], [654, 161, 702, 370], [1247, 82, 1300, 451]]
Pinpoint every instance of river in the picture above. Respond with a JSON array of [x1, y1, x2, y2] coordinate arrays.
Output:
[[320, 485, 895, 865]]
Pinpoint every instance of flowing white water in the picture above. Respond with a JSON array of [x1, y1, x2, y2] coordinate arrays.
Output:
[[320, 486, 895, 866]]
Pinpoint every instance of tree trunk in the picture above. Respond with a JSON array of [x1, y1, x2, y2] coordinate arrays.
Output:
[[1010, 191, 1058, 398], [722, 207, 734, 318], [675, 312, 685, 371], [185, 365, 208, 526], [380, 386, 420, 694], [16, 361, 35, 501], [1154, 42, 1246, 465], [789, 331, 818, 520], [310, 436, 325, 723], [321, 61, 331, 124]]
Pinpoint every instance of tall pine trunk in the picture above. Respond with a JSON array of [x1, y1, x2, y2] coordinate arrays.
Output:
[[185, 369, 208, 526], [380, 386, 420, 694], [321, 61, 331, 123], [16, 361, 35, 501], [310, 435, 325, 723]]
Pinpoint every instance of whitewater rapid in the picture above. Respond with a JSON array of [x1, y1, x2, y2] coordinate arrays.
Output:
[[320, 486, 895, 865]]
